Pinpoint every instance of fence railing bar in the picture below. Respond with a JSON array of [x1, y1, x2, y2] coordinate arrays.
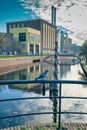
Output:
[[58, 83, 62, 129], [0, 79, 87, 129], [0, 79, 87, 85], [0, 111, 57, 119], [0, 96, 87, 102], [61, 112, 87, 115], [61, 96, 87, 99], [1, 111, 87, 120], [0, 96, 59, 102]]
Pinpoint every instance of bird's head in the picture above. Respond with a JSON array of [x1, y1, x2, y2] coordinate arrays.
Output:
[[45, 69, 49, 73]]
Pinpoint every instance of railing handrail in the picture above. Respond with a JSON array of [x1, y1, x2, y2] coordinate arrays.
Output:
[[0, 79, 87, 84], [0, 79, 87, 130], [1, 96, 87, 102]]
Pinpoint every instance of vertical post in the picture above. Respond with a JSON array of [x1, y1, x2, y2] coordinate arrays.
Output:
[[52, 5, 58, 90], [51, 5, 60, 126], [42, 83, 45, 96], [53, 29, 58, 91], [58, 83, 62, 130]]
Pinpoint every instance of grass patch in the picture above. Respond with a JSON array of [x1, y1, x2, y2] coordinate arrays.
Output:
[[34, 123, 67, 130], [0, 55, 34, 59], [21, 127, 27, 130], [10, 123, 68, 130]]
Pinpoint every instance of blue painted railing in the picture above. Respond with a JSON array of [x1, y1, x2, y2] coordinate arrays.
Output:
[[0, 79, 87, 130]]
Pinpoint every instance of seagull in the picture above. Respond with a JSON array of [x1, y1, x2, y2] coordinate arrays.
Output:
[[35, 69, 49, 80]]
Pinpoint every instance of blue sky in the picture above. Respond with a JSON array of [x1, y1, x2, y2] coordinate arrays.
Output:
[[0, 0, 36, 32], [1, 0, 87, 44]]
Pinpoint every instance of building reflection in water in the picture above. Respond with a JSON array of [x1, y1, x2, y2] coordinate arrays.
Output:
[[0, 60, 72, 81], [0, 60, 72, 123]]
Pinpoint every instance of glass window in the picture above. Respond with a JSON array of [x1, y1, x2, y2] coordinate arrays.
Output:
[[30, 33, 35, 42], [36, 35, 40, 43], [9, 25, 12, 28], [19, 33, 26, 42], [35, 45, 39, 55], [30, 66, 34, 72], [35, 65, 39, 71], [30, 44, 34, 55], [17, 24, 20, 28], [13, 24, 16, 28], [21, 23, 24, 27]]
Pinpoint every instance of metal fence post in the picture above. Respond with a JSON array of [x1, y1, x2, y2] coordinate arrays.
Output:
[[42, 83, 45, 96], [58, 83, 62, 130]]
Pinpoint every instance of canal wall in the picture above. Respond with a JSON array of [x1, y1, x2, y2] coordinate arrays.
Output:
[[0, 58, 33, 68], [0, 57, 44, 74]]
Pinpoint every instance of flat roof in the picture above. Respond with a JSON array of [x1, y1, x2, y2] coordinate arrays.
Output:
[[7, 18, 56, 27]]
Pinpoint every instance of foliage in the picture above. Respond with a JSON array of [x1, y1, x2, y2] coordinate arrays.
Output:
[[0, 34, 10, 53], [80, 40, 87, 62], [21, 127, 26, 130], [34, 123, 67, 130], [0, 55, 34, 59]]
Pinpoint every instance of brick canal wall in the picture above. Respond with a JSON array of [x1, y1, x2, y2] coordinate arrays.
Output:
[[0, 58, 33, 68], [0, 57, 44, 74]]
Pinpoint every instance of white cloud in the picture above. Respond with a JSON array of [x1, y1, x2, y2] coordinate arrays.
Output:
[[19, 0, 87, 44]]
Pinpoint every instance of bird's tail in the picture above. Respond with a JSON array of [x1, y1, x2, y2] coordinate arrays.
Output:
[[35, 77, 38, 80]]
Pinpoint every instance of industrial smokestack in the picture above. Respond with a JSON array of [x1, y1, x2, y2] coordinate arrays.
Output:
[[51, 5, 56, 26], [54, 7, 56, 26], [51, 5, 54, 25]]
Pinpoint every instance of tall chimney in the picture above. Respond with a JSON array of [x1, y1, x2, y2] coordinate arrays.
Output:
[[51, 5, 54, 25], [51, 5, 56, 26], [54, 7, 56, 26]]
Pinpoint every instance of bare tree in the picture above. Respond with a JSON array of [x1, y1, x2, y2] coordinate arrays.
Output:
[[0, 34, 10, 54]]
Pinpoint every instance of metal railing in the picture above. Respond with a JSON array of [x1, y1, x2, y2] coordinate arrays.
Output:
[[0, 79, 87, 130]]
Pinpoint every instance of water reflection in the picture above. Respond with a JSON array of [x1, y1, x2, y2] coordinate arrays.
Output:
[[0, 59, 73, 81], [0, 60, 72, 92], [59, 64, 71, 78], [0, 59, 85, 128]]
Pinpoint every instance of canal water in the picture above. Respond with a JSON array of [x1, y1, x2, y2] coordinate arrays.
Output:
[[0, 59, 87, 128]]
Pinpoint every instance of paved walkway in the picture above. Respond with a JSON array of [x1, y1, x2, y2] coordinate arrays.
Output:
[[1, 123, 87, 130]]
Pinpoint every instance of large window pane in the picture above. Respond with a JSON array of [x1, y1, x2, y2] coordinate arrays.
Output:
[[19, 33, 26, 42], [35, 45, 39, 55], [36, 35, 40, 43], [30, 44, 34, 55], [30, 33, 35, 42]]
